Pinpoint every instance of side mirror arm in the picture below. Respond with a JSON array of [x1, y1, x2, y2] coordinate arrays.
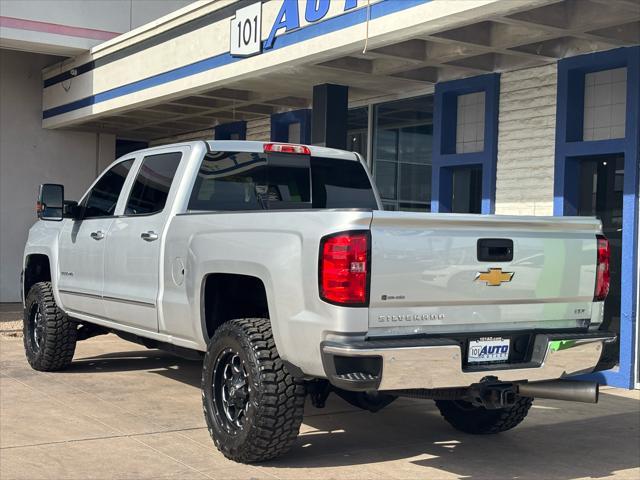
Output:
[[63, 201, 81, 220]]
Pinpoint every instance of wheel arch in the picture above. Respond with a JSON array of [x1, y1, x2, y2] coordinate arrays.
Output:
[[23, 253, 52, 300], [200, 272, 272, 342]]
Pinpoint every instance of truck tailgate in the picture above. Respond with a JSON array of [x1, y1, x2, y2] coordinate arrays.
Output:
[[368, 211, 602, 334]]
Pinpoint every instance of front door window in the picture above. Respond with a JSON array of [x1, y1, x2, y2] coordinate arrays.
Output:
[[83, 160, 134, 218]]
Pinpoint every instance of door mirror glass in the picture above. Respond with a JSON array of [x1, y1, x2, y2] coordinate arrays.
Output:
[[37, 184, 64, 221]]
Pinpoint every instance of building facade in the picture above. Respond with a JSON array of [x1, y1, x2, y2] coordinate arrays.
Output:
[[0, 0, 638, 387]]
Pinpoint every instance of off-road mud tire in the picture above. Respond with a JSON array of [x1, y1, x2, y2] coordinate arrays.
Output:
[[202, 318, 306, 463], [23, 282, 77, 371], [435, 396, 533, 434]]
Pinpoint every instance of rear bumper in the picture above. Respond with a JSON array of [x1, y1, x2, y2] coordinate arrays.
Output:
[[320, 332, 616, 391]]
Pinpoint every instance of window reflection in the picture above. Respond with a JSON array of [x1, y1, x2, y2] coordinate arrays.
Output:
[[373, 95, 433, 212]]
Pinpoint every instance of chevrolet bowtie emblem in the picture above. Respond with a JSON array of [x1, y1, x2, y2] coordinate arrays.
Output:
[[475, 268, 514, 286]]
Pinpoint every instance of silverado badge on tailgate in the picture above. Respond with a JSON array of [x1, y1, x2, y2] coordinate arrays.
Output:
[[475, 268, 514, 286]]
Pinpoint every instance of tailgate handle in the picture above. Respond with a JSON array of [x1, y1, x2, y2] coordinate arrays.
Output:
[[477, 238, 513, 262]]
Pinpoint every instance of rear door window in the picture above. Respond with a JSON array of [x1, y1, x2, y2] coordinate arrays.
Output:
[[125, 152, 182, 215]]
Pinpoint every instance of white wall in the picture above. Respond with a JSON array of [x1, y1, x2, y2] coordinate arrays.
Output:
[[0, 0, 194, 32], [130, 0, 196, 30], [0, 0, 193, 55], [495, 64, 557, 216], [0, 49, 115, 302]]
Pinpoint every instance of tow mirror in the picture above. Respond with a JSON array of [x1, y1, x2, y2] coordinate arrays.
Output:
[[37, 184, 64, 221]]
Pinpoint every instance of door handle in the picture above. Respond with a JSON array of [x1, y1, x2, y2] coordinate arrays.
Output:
[[90, 231, 104, 240], [141, 231, 159, 242], [477, 238, 513, 262]]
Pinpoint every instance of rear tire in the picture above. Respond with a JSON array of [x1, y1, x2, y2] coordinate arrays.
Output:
[[435, 396, 533, 434], [23, 282, 77, 371], [201, 318, 305, 463]]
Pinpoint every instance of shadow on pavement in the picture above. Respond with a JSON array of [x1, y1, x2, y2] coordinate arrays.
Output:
[[67, 348, 204, 389], [278, 402, 640, 479], [68, 347, 639, 479]]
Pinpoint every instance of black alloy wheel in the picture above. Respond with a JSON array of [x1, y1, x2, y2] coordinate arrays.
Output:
[[212, 348, 251, 433], [26, 302, 45, 354]]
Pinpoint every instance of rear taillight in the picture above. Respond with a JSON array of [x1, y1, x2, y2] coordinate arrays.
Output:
[[264, 143, 311, 155], [594, 234, 610, 301], [319, 231, 369, 306]]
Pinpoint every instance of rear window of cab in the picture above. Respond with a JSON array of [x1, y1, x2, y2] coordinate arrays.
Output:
[[187, 151, 377, 211]]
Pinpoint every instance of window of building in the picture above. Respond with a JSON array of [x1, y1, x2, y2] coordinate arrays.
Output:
[[583, 67, 627, 141], [456, 92, 485, 153], [347, 107, 369, 160], [373, 95, 433, 211], [433, 73, 499, 214], [452, 165, 482, 214], [83, 160, 134, 218], [125, 152, 182, 215]]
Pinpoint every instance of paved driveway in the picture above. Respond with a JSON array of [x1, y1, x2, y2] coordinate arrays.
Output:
[[1, 334, 639, 480]]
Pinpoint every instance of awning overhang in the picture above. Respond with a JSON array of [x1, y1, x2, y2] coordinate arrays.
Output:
[[41, 0, 640, 141]]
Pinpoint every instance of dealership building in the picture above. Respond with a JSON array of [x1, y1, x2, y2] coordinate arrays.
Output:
[[0, 0, 638, 387]]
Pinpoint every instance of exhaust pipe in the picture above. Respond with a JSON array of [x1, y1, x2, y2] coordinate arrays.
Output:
[[516, 380, 599, 404]]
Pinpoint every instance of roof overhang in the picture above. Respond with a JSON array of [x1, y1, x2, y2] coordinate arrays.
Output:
[[41, 0, 640, 141]]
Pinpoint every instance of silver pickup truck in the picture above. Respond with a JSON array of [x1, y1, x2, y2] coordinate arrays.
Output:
[[23, 140, 614, 463]]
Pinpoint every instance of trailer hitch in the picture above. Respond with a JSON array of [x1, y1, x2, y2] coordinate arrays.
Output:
[[466, 379, 518, 410]]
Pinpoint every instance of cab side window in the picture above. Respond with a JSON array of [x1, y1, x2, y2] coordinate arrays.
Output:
[[125, 152, 182, 216], [84, 160, 134, 218]]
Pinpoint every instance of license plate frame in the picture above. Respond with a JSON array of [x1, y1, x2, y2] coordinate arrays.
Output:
[[467, 337, 511, 364]]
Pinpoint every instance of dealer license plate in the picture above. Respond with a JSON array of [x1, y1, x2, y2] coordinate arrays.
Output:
[[467, 337, 510, 363]]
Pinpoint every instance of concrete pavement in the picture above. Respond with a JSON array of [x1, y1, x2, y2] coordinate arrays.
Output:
[[0, 304, 21, 338], [1, 333, 639, 480]]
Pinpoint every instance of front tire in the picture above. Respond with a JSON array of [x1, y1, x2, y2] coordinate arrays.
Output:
[[435, 396, 533, 434], [23, 282, 77, 371], [202, 318, 305, 463]]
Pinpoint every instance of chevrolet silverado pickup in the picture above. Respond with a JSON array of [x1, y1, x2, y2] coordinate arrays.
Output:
[[23, 140, 614, 463]]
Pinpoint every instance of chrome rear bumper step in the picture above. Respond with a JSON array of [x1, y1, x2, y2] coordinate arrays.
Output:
[[321, 332, 616, 392]]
